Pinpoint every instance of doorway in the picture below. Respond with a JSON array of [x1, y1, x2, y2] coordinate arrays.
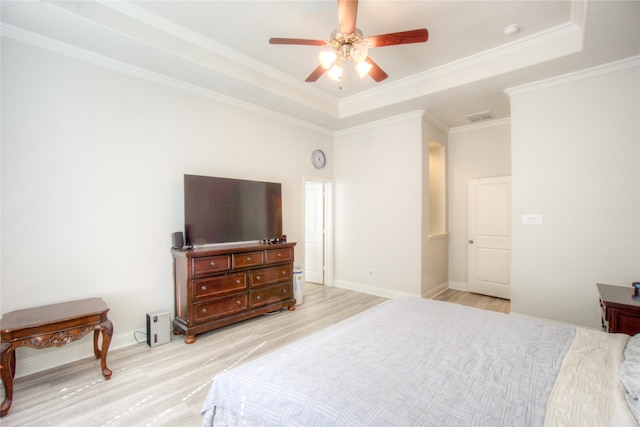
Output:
[[304, 179, 332, 285]]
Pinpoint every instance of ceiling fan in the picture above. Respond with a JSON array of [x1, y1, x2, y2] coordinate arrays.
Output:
[[269, 0, 429, 83]]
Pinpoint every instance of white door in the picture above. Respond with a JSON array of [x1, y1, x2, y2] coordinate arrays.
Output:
[[468, 176, 511, 299], [305, 181, 324, 284]]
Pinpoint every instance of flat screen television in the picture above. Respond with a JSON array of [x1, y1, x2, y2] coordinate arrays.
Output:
[[184, 174, 282, 246]]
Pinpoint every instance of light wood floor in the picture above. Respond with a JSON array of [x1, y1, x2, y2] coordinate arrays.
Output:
[[1, 286, 507, 426], [433, 288, 510, 313]]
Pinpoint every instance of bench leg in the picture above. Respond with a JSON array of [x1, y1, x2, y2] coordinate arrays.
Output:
[[0, 343, 14, 417]]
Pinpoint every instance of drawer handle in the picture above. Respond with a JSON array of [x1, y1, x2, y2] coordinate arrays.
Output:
[[236, 279, 241, 284], [201, 285, 207, 291], [277, 253, 282, 257], [282, 289, 286, 294], [246, 256, 252, 262], [256, 295, 261, 300], [209, 261, 216, 267], [236, 300, 242, 305], [281, 271, 286, 275], [256, 275, 261, 281], [201, 308, 208, 314]]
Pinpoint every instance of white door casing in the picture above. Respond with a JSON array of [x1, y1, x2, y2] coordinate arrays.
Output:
[[468, 176, 511, 299], [305, 181, 324, 284]]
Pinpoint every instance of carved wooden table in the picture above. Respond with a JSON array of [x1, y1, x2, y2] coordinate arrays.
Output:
[[0, 298, 113, 417]]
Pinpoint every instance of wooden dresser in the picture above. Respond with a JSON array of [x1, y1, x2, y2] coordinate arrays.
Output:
[[172, 242, 296, 343], [597, 282, 640, 335]]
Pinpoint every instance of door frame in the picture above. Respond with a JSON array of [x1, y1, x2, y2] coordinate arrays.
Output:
[[302, 176, 334, 286]]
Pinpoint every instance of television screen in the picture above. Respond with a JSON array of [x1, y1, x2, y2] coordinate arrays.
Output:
[[184, 175, 282, 245]]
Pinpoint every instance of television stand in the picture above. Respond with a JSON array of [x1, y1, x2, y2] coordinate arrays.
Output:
[[171, 242, 296, 343]]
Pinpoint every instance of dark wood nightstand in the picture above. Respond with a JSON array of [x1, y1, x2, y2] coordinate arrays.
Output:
[[597, 283, 640, 335]]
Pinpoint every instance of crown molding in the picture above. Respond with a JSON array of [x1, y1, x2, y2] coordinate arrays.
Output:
[[335, 110, 425, 137], [340, 21, 583, 118], [421, 111, 450, 134], [504, 55, 640, 97], [1, 24, 334, 136], [449, 118, 511, 134], [80, 0, 590, 119], [342, 22, 581, 106]]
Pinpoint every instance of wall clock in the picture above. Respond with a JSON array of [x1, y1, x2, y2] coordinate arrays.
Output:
[[311, 149, 326, 169]]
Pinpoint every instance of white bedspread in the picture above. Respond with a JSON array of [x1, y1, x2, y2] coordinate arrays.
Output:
[[201, 297, 604, 427]]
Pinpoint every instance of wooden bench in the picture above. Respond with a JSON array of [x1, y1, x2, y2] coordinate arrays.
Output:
[[0, 298, 113, 417]]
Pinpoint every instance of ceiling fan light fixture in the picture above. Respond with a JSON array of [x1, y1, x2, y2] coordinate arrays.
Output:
[[269, 1, 429, 84], [356, 60, 372, 78], [328, 61, 343, 81], [319, 50, 337, 69]]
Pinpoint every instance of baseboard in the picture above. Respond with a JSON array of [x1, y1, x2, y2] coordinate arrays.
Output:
[[448, 280, 468, 292], [423, 281, 449, 299], [14, 329, 142, 379], [332, 279, 418, 299]]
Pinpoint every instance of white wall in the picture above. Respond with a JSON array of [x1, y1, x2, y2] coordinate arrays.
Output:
[[509, 61, 640, 328], [447, 121, 511, 291], [1, 38, 333, 376], [333, 112, 423, 298]]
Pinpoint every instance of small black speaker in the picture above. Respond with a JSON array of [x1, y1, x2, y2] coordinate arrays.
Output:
[[171, 231, 184, 249]]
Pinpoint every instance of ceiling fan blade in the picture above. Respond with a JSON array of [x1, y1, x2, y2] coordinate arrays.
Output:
[[305, 65, 327, 82], [337, 0, 358, 35], [365, 29, 429, 48], [365, 57, 388, 82], [269, 38, 327, 46]]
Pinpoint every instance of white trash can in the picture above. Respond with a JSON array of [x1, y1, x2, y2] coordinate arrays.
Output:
[[293, 265, 304, 305]]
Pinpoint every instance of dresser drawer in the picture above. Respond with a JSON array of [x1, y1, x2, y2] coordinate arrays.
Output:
[[251, 283, 291, 308], [251, 264, 292, 288], [193, 294, 248, 323], [265, 247, 293, 264], [192, 273, 248, 301], [233, 251, 264, 269], [192, 255, 231, 277]]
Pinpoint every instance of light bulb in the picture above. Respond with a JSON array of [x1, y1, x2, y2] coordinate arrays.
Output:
[[356, 60, 372, 78], [328, 61, 343, 81], [351, 43, 368, 63], [318, 50, 337, 69]]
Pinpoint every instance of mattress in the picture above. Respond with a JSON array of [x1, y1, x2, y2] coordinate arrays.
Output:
[[201, 297, 636, 426]]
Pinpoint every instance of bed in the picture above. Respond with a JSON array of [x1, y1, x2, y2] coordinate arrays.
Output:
[[201, 297, 640, 426]]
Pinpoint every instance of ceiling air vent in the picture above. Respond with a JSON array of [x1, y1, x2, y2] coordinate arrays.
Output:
[[464, 110, 494, 122]]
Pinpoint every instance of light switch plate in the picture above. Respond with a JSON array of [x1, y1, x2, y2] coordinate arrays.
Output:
[[522, 214, 544, 225]]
